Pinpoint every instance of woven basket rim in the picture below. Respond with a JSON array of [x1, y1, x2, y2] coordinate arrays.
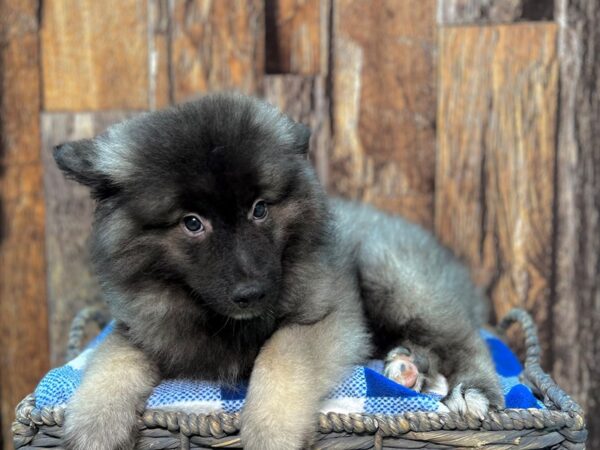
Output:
[[12, 308, 587, 446]]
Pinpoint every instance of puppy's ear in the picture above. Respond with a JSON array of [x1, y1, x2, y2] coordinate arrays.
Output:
[[53, 139, 117, 198], [290, 122, 311, 155]]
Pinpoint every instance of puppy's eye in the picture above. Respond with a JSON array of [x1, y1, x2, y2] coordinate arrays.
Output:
[[251, 200, 268, 221], [182, 214, 205, 235]]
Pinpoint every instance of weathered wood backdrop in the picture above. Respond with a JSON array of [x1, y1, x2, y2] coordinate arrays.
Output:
[[0, 0, 598, 448]]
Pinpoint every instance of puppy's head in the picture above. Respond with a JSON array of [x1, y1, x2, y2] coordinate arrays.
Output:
[[54, 93, 328, 321]]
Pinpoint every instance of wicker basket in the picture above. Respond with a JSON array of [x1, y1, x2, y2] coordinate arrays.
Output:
[[13, 308, 587, 449]]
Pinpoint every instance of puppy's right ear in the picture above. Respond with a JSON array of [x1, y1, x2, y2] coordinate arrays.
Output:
[[289, 121, 311, 156], [53, 139, 116, 197]]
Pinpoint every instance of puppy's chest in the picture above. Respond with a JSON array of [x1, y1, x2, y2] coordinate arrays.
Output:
[[149, 320, 274, 381]]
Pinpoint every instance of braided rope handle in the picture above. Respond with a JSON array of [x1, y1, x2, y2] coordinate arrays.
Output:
[[65, 306, 111, 361], [498, 308, 584, 417]]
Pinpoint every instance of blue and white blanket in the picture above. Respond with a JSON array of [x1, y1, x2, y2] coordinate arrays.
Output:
[[35, 326, 543, 414]]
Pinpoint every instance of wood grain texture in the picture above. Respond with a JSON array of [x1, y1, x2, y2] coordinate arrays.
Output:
[[170, 0, 264, 101], [0, 1, 49, 448], [41, 113, 135, 367], [265, 0, 326, 75], [437, 0, 554, 25], [264, 75, 330, 187], [553, 1, 600, 447], [330, 0, 436, 228], [148, 0, 172, 109], [435, 24, 558, 364], [41, 0, 149, 110]]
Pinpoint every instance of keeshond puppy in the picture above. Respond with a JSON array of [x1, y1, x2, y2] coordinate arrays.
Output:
[[54, 93, 503, 450]]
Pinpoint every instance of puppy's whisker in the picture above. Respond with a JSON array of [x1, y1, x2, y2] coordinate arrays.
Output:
[[210, 315, 231, 337], [265, 307, 276, 322]]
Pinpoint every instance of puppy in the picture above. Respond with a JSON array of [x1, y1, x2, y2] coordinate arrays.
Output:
[[54, 93, 503, 450]]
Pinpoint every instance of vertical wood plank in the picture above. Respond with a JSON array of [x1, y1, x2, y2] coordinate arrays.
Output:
[[41, 0, 150, 110], [265, 0, 325, 75], [0, 1, 49, 448], [435, 24, 558, 364], [148, 0, 172, 109], [170, 0, 264, 101], [330, 0, 436, 228], [553, 1, 600, 446], [41, 113, 136, 367], [437, 0, 554, 25], [264, 75, 330, 187]]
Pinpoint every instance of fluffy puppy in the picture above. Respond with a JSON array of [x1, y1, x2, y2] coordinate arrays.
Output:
[[54, 93, 502, 450]]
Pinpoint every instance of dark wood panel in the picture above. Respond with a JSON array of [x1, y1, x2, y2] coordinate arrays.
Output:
[[41, 0, 150, 110], [170, 0, 264, 101], [265, 0, 327, 75], [264, 75, 330, 187], [330, 0, 436, 228], [0, 1, 49, 448], [553, 1, 600, 447], [437, 0, 554, 25], [41, 113, 136, 367], [436, 23, 558, 365]]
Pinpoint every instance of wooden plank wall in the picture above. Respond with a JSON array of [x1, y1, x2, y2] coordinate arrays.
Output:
[[0, 1, 49, 447], [331, 0, 437, 227], [553, 1, 600, 447], [436, 23, 558, 365], [0, 0, 598, 448]]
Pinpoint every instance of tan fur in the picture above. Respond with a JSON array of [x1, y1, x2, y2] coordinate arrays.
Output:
[[64, 333, 158, 450], [241, 306, 371, 449]]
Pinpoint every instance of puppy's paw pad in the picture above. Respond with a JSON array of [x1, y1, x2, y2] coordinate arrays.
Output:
[[443, 383, 489, 419], [383, 348, 420, 389]]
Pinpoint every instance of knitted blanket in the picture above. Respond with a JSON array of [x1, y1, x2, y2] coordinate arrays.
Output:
[[35, 326, 543, 414]]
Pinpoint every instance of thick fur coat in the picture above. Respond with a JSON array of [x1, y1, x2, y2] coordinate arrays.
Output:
[[54, 93, 502, 450]]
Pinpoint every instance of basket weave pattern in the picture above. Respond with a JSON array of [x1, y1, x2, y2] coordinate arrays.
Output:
[[12, 309, 587, 449]]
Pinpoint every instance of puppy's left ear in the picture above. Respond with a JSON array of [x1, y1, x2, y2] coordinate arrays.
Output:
[[54, 139, 100, 186], [291, 122, 311, 155], [53, 138, 117, 198]]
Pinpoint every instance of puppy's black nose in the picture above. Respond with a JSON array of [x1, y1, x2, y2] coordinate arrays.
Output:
[[232, 283, 265, 308]]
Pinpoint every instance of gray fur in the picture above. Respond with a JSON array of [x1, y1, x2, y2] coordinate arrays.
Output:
[[333, 200, 502, 410], [54, 93, 502, 450]]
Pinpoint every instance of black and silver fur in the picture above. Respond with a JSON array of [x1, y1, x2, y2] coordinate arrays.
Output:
[[54, 93, 503, 450]]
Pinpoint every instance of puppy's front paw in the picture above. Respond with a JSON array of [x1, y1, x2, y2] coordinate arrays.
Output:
[[241, 382, 314, 450], [64, 402, 137, 450], [240, 409, 306, 450], [443, 383, 491, 419]]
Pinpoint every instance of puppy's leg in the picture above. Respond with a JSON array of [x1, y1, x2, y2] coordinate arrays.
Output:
[[64, 331, 159, 450], [440, 332, 504, 418], [383, 337, 501, 417], [241, 309, 370, 450], [358, 240, 503, 417], [383, 337, 502, 417]]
